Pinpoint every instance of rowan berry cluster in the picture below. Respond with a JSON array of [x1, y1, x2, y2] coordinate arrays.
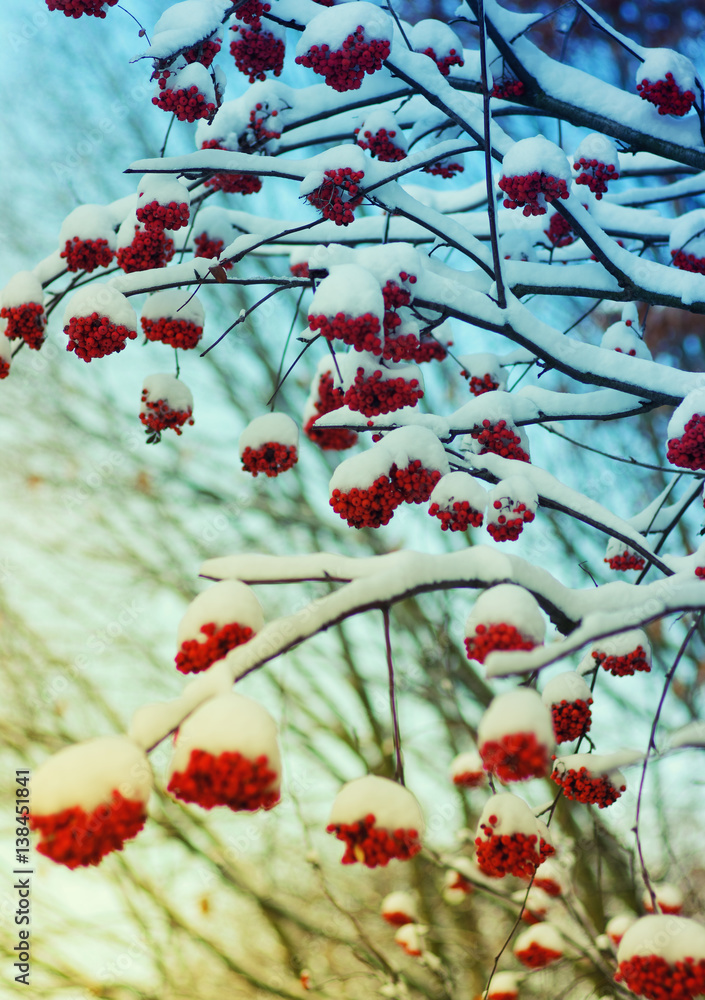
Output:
[[475, 826, 542, 879], [136, 199, 190, 231], [326, 813, 421, 867], [391, 460, 441, 503], [591, 644, 650, 676], [141, 316, 203, 351], [499, 171, 569, 216], [487, 497, 535, 542], [61, 237, 114, 272], [0, 359, 9, 380], [551, 698, 593, 742], [304, 370, 358, 451], [290, 261, 309, 279], [381, 277, 414, 334], [305, 167, 365, 226], [1, 303, 46, 350], [491, 79, 525, 99], [45, 0, 117, 16], [451, 767, 486, 789], [234, 0, 271, 26], [330, 473, 402, 528], [604, 548, 646, 571], [465, 622, 537, 664], [152, 77, 217, 122], [309, 309, 382, 354], [182, 38, 221, 68], [139, 394, 194, 436], [668, 414, 705, 469], [200, 140, 263, 194], [241, 441, 298, 477], [295, 28, 391, 92], [419, 46, 464, 76], [573, 156, 619, 198], [429, 499, 484, 532], [29, 793, 146, 868], [168, 749, 280, 810], [194, 232, 233, 269], [637, 73, 696, 116], [65, 312, 137, 361], [344, 368, 423, 416], [551, 765, 625, 808], [355, 125, 406, 162], [423, 158, 464, 179], [464, 371, 502, 396], [544, 212, 575, 248], [248, 103, 281, 145], [230, 25, 285, 83], [471, 419, 530, 461], [175, 621, 254, 674], [695, 566, 705, 579], [616, 954, 705, 1000], [671, 249, 705, 274], [514, 942, 563, 969], [480, 732, 550, 782], [117, 227, 175, 273]]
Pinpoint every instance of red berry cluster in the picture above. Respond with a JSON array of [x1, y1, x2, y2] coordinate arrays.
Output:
[[306, 167, 365, 226], [290, 261, 309, 279], [667, 414, 705, 469], [168, 748, 279, 811], [200, 140, 263, 194], [552, 765, 625, 808], [140, 394, 194, 436], [615, 347, 637, 356], [480, 732, 550, 782], [65, 312, 137, 361], [117, 227, 175, 273], [471, 419, 530, 461], [429, 499, 483, 532], [551, 698, 593, 742], [534, 874, 562, 897], [475, 825, 541, 879], [423, 159, 464, 179], [420, 46, 464, 76], [136, 199, 190, 231], [295, 27, 391, 92], [142, 316, 203, 351], [544, 212, 575, 248], [0, 359, 9, 380], [326, 813, 421, 867], [247, 103, 281, 145], [330, 473, 401, 528], [616, 954, 705, 1000], [304, 370, 358, 450], [515, 942, 563, 969], [1, 303, 46, 350], [381, 277, 413, 336], [487, 497, 535, 542], [309, 310, 382, 354], [696, 566, 705, 579], [391, 461, 441, 503], [175, 620, 254, 674], [604, 548, 646, 571], [637, 73, 695, 116], [491, 78, 525, 99], [573, 156, 619, 198], [194, 232, 233, 269], [355, 126, 406, 162], [241, 442, 298, 477], [45, 0, 118, 16], [233, 0, 271, 26], [591, 645, 650, 677], [230, 25, 285, 83], [463, 371, 502, 396], [152, 77, 217, 122], [29, 792, 146, 869], [183, 38, 221, 68], [465, 622, 536, 664], [344, 368, 423, 417], [671, 249, 705, 274], [61, 236, 115, 272], [452, 768, 485, 789], [499, 171, 569, 216]]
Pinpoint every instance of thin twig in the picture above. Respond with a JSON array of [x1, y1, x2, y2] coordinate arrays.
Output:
[[383, 607, 404, 785]]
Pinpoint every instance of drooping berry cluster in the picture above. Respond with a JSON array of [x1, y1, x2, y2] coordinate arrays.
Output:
[[514, 941, 563, 969], [304, 370, 358, 450], [306, 167, 365, 226], [309, 310, 381, 354], [591, 645, 650, 676], [296, 27, 391, 92], [475, 825, 542, 879], [117, 227, 174, 273], [420, 46, 464, 76], [573, 157, 619, 198], [141, 316, 203, 351], [463, 371, 503, 396], [330, 473, 401, 528], [480, 733, 550, 782], [136, 199, 190, 232], [637, 73, 696, 116], [1, 303, 46, 350], [29, 792, 146, 869], [392, 460, 441, 503], [182, 38, 221, 68], [175, 621, 254, 674], [140, 392, 194, 436], [290, 261, 309, 279], [247, 103, 281, 145], [194, 232, 233, 268], [551, 765, 625, 808], [152, 76, 217, 122], [667, 414, 705, 469], [45, 0, 118, 16], [671, 249, 705, 274], [326, 813, 421, 867], [551, 699, 593, 742], [429, 499, 483, 532], [65, 312, 137, 361], [241, 442, 298, 477], [168, 749, 280, 810], [355, 125, 406, 162], [230, 25, 285, 83], [499, 171, 569, 216], [615, 954, 705, 1000], [491, 78, 525, 99], [381, 277, 413, 338], [201, 140, 263, 195], [464, 622, 536, 664], [471, 419, 530, 461], [343, 368, 423, 416], [0, 359, 9, 380], [423, 157, 464, 179], [234, 0, 271, 26], [604, 548, 646, 571], [544, 212, 575, 248], [61, 237, 114, 272], [487, 496, 535, 542], [451, 767, 485, 789]]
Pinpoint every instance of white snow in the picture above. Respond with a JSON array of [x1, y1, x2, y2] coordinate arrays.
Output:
[[1, 271, 44, 308], [541, 671, 592, 707], [552, 749, 641, 784], [169, 691, 281, 779], [573, 133, 619, 170], [483, 971, 519, 998], [667, 386, 705, 439], [295, 2, 392, 55], [606, 913, 637, 945], [143, 0, 231, 60], [409, 20, 463, 62], [329, 443, 395, 493], [62, 284, 137, 329], [308, 263, 384, 320], [465, 584, 546, 642], [669, 209, 705, 257], [382, 425, 449, 474], [458, 353, 507, 391], [239, 412, 299, 453], [31, 735, 152, 816], [329, 775, 424, 833], [476, 792, 543, 842], [356, 109, 408, 155], [643, 883, 684, 912], [449, 750, 485, 782], [617, 915, 705, 963], [381, 891, 417, 922], [498, 229, 539, 262], [666, 720, 705, 749], [141, 375, 193, 414], [137, 173, 190, 210], [601, 321, 651, 359], [177, 579, 265, 645], [478, 688, 554, 748], [636, 48, 697, 93], [197, 81, 294, 151], [394, 923, 424, 955], [58, 205, 117, 246], [501, 136, 572, 183], [514, 922, 564, 957], [141, 289, 205, 326], [430, 472, 488, 513], [158, 62, 216, 104], [300, 145, 369, 198], [578, 628, 651, 674]]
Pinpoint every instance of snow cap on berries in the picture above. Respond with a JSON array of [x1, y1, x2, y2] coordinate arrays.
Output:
[[381, 890, 418, 926], [0, 271, 47, 350], [478, 687, 554, 781], [355, 108, 408, 161], [168, 692, 281, 810], [513, 922, 564, 967], [239, 412, 299, 477], [394, 923, 426, 957], [616, 915, 705, 1000], [465, 584, 545, 664], [572, 133, 620, 199], [667, 387, 705, 469], [340, 350, 424, 417], [551, 750, 635, 808], [63, 284, 138, 361], [141, 289, 205, 350], [1, 271, 44, 312], [153, 62, 220, 122], [308, 263, 384, 353], [486, 475, 538, 542], [458, 353, 507, 396], [136, 174, 190, 231], [59, 205, 117, 268], [513, 884, 554, 923], [409, 20, 464, 76], [601, 318, 650, 360], [145, 0, 230, 63], [449, 750, 486, 789], [295, 3, 392, 92], [482, 971, 519, 1000], [499, 229, 539, 263], [29, 735, 152, 868], [327, 775, 424, 867], [140, 374, 194, 438], [642, 883, 684, 915], [429, 472, 488, 531], [636, 49, 698, 116], [475, 792, 545, 878], [533, 857, 567, 897], [542, 671, 593, 742], [606, 912, 637, 947], [579, 628, 651, 677], [499, 136, 571, 216], [302, 356, 357, 451], [603, 536, 646, 571], [175, 579, 264, 674], [669, 210, 705, 273], [443, 867, 475, 904]]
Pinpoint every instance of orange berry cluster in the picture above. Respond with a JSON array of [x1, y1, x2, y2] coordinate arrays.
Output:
[[61, 236, 114, 272], [1, 302, 46, 350], [233, 0, 271, 26], [452, 767, 486, 789], [295, 27, 391, 92], [183, 38, 221, 68], [480, 732, 550, 782], [464, 371, 502, 396], [475, 825, 542, 879], [616, 954, 705, 1000], [491, 78, 525, 99], [429, 499, 484, 531], [168, 748, 280, 810], [344, 368, 423, 417], [551, 765, 625, 807], [515, 942, 563, 969], [140, 394, 194, 436], [423, 159, 464, 178], [29, 792, 146, 868], [326, 813, 421, 867], [304, 370, 358, 451], [331, 463, 440, 528], [671, 249, 705, 274], [637, 73, 695, 116], [194, 232, 233, 269], [175, 620, 255, 674], [65, 311, 137, 361], [230, 25, 285, 83], [306, 167, 365, 226]]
